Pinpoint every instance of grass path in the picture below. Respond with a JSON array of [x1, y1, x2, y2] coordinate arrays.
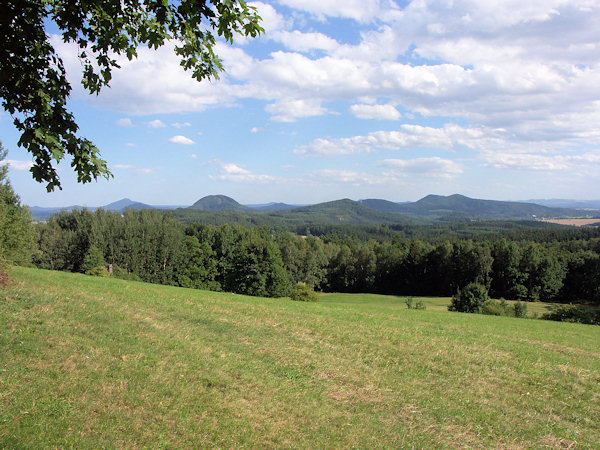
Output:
[[1, 267, 599, 447]]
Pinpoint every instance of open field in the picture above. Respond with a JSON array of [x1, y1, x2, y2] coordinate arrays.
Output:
[[541, 218, 600, 226], [319, 292, 559, 316], [1, 267, 599, 447]]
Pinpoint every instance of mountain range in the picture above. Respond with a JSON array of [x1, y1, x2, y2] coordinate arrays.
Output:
[[28, 194, 600, 223]]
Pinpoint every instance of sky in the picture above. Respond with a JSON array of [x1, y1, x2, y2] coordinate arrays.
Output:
[[2, 0, 600, 207]]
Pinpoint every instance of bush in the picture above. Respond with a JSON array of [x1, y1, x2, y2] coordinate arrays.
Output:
[[85, 265, 109, 277], [449, 283, 489, 313], [542, 305, 600, 325], [111, 265, 142, 282], [513, 300, 528, 318], [405, 296, 426, 310], [81, 245, 106, 274], [482, 298, 511, 316], [290, 282, 318, 302]]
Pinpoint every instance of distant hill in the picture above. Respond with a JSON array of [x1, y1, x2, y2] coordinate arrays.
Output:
[[29, 193, 592, 223], [246, 202, 299, 211], [393, 194, 581, 219], [103, 198, 154, 211], [273, 199, 414, 225], [523, 199, 600, 210], [359, 199, 409, 214], [189, 195, 250, 212]]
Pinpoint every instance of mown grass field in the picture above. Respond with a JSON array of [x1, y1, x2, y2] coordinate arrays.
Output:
[[1, 266, 599, 448]]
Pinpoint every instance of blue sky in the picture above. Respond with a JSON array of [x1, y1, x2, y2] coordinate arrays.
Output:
[[2, 0, 600, 207]]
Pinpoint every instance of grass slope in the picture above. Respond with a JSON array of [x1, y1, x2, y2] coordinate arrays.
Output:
[[2, 267, 599, 447]]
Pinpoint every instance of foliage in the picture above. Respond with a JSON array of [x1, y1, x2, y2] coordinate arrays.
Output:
[[0, 1, 262, 190], [85, 265, 109, 277], [32, 209, 600, 304], [513, 300, 528, 318], [0, 143, 37, 266], [481, 298, 511, 316], [405, 296, 426, 310], [449, 283, 489, 313], [80, 245, 106, 274], [290, 282, 319, 302], [541, 305, 600, 326], [111, 265, 141, 282]]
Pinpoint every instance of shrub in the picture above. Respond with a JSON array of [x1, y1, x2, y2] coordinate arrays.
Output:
[[542, 305, 600, 325], [513, 300, 528, 318], [449, 283, 489, 313], [290, 282, 318, 302], [405, 296, 426, 310], [85, 265, 109, 277], [482, 298, 511, 316], [81, 245, 106, 274], [111, 265, 142, 282]]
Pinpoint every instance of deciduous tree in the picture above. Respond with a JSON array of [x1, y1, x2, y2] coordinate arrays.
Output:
[[1, 0, 262, 190]]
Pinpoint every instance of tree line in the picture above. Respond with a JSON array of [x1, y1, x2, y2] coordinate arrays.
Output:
[[30, 208, 600, 305]]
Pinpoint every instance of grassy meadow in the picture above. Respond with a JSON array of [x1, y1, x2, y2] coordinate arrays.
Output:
[[1, 266, 599, 448]]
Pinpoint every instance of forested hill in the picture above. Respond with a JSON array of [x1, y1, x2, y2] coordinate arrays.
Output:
[[365, 194, 584, 219], [30, 193, 595, 223], [173, 198, 418, 227], [188, 195, 250, 212]]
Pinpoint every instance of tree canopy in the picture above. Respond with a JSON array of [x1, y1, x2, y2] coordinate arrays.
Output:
[[0, 0, 262, 191]]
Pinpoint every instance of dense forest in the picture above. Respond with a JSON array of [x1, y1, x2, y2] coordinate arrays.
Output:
[[28, 208, 600, 305]]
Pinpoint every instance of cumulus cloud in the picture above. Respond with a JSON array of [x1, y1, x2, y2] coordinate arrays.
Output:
[[277, 0, 394, 22], [169, 135, 195, 145], [113, 164, 155, 175], [350, 104, 401, 120], [148, 119, 166, 128], [379, 157, 463, 179], [210, 163, 279, 183], [0, 160, 33, 171], [308, 169, 383, 185], [172, 122, 191, 128], [295, 124, 502, 156], [266, 98, 327, 122], [480, 151, 600, 173], [116, 118, 133, 127]]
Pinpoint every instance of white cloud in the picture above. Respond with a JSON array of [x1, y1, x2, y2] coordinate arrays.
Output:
[[308, 169, 383, 185], [277, 0, 394, 22], [169, 135, 195, 145], [272, 30, 340, 53], [379, 157, 463, 179], [148, 119, 166, 128], [480, 151, 600, 173], [0, 160, 33, 171], [350, 104, 401, 120], [266, 98, 327, 122], [295, 124, 502, 156], [126, 143, 137, 147], [189, 154, 198, 159], [113, 164, 155, 175], [210, 163, 279, 183], [116, 118, 133, 127], [172, 122, 191, 128]]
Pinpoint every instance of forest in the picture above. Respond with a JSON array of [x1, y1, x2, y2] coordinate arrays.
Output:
[[27, 208, 600, 306]]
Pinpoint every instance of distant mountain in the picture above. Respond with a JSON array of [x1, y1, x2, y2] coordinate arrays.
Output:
[[393, 194, 581, 219], [523, 199, 600, 210], [189, 195, 250, 212], [359, 199, 409, 213], [247, 202, 299, 211], [103, 198, 154, 211], [287, 199, 413, 225]]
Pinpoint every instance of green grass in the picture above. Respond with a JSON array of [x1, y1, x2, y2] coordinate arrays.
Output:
[[2, 267, 599, 448], [319, 292, 559, 316]]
